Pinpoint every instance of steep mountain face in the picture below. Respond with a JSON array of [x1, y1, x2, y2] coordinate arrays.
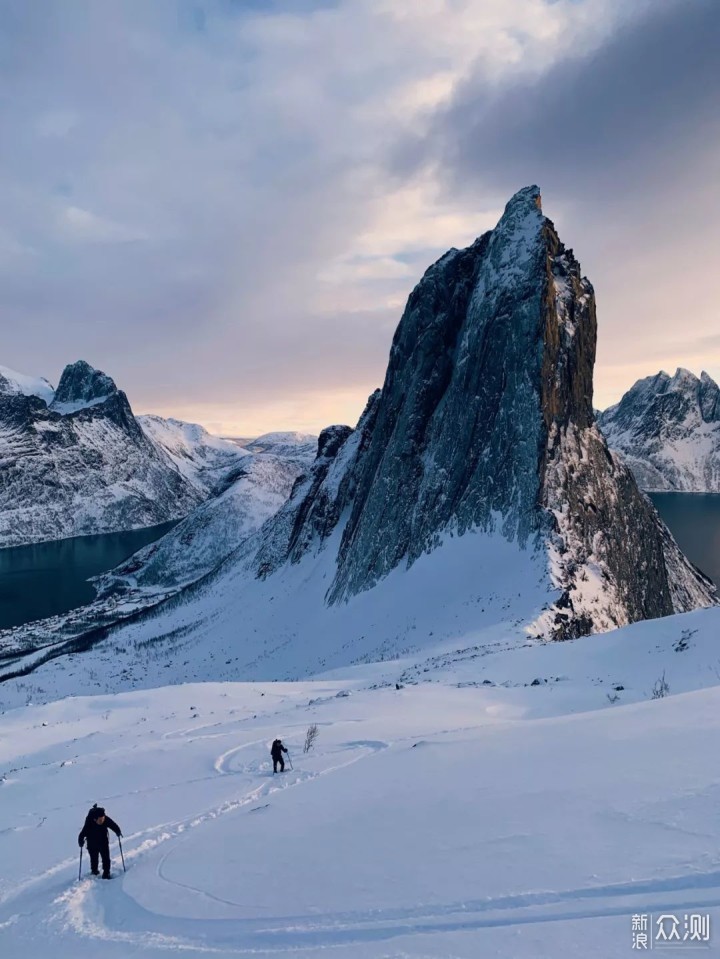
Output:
[[0, 361, 201, 548], [254, 186, 714, 639], [598, 369, 720, 491], [138, 415, 249, 497]]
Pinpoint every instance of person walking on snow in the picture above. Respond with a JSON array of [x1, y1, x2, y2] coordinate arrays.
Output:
[[78, 803, 122, 879], [271, 738, 288, 773]]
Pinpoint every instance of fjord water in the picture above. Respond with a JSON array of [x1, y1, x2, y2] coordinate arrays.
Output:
[[0, 495, 717, 632], [0, 522, 177, 629], [650, 493, 720, 586]]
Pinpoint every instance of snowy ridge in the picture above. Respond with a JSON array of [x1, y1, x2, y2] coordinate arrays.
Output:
[[244, 431, 318, 458], [138, 414, 249, 496], [0, 364, 55, 404], [599, 368, 720, 491], [93, 449, 314, 599]]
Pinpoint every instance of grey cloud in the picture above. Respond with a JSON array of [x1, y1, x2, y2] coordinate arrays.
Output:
[[426, 0, 720, 202], [406, 0, 720, 408], [1, 0, 718, 429], [0, 0, 404, 418]]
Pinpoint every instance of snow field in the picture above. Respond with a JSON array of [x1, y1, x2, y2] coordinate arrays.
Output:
[[1, 651, 720, 957]]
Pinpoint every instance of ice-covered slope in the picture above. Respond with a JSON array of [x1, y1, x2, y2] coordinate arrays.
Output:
[[0, 361, 201, 548], [138, 414, 249, 496], [598, 369, 720, 491], [1, 610, 720, 957]]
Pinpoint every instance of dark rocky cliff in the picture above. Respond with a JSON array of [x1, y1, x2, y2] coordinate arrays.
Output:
[[255, 186, 715, 638]]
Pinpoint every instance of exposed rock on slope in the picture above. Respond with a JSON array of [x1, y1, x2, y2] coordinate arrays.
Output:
[[0, 361, 201, 548], [598, 369, 720, 491]]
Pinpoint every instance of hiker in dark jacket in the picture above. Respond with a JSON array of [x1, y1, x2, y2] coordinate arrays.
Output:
[[78, 804, 122, 879], [271, 738, 288, 773]]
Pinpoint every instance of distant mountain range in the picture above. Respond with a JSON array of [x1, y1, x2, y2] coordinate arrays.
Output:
[[599, 369, 720, 492], [0, 360, 312, 550]]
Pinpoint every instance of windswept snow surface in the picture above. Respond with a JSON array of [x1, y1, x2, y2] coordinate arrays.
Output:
[[2, 612, 720, 958], [0, 365, 55, 404]]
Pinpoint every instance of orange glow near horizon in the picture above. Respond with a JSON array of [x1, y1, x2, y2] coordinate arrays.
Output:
[[138, 384, 379, 438]]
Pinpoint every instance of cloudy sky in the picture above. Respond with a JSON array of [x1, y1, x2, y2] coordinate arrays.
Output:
[[2, 0, 718, 435]]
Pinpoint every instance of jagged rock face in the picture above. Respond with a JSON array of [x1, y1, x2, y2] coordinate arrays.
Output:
[[598, 369, 720, 491], [52, 360, 116, 409], [256, 423, 356, 576], [256, 186, 715, 638], [0, 361, 202, 548]]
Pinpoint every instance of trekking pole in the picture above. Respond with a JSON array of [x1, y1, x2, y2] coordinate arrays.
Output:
[[78, 845, 83, 881], [118, 836, 126, 873], [286, 751, 293, 771]]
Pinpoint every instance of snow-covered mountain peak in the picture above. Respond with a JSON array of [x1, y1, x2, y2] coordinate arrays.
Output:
[[246, 189, 713, 638], [138, 414, 251, 496], [0, 361, 202, 547], [476, 184, 546, 289], [599, 368, 720, 491]]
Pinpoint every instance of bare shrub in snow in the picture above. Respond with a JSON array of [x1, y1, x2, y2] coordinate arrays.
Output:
[[303, 724, 319, 753], [651, 671, 670, 700]]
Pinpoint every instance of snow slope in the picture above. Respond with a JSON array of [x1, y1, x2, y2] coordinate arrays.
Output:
[[92, 451, 313, 600], [138, 415, 250, 496], [0, 365, 55, 404], [1, 610, 720, 958], [599, 369, 720, 491]]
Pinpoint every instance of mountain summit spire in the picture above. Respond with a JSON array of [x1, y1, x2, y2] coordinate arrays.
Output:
[[252, 187, 715, 638]]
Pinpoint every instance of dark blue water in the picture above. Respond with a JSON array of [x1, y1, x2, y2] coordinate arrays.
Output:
[[650, 493, 720, 587], [0, 495, 717, 632], [0, 523, 176, 630]]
